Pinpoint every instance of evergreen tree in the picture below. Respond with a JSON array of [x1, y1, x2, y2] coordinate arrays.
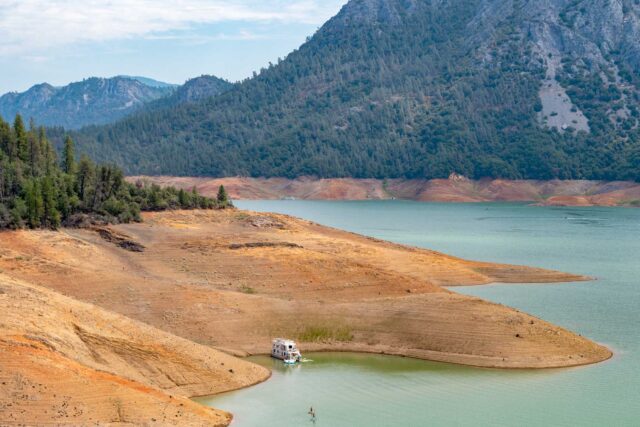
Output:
[[13, 115, 28, 163], [24, 180, 44, 228], [62, 136, 76, 175], [42, 129, 58, 176], [178, 188, 191, 207], [0, 119, 11, 157], [76, 155, 95, 204], [217, 185, 230, 207], [217, 185, 229, 204], [42, 176, 60, 228], [27, 128, 41, 177]]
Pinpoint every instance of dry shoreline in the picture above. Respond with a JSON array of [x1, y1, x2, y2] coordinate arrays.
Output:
[[129, 175, 640, 207], [242, 345, 614, 370], [0, 209, 612, 425]]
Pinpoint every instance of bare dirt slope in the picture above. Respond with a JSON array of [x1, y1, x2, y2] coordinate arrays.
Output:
[[131, 175, 640, 206], [0, 273, 269, 426], [0, 210, 611, 372]]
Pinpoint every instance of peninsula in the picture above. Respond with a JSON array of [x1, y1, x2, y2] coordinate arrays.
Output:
[[0, 208, 612, 425]]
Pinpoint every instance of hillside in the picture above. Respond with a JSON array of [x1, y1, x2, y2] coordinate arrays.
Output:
[[72, 0, 640, 181], [0, 273, 269, 425], [0, 210, 611, 370], [143, 75, 234, 110], [0, 77, 175, 129]]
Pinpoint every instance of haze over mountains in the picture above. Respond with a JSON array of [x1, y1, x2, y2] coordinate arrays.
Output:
[[6, 0, 640, 181], [0, 75, 232, 129]]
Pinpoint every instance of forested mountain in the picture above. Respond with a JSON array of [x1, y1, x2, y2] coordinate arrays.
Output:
[[73, 0, 640, 181], [0, 115, 227, 230], [0, 77, 175, 129], [117, 76, 179, 89], [143, 75, 233, 110]]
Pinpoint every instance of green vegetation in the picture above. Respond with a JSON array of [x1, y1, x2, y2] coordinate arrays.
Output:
[[238, 285, 256, 294], [0, 115, 222, 230], [217, 184, 231, 207], [67, 0, 640, 181], [298, 325, 353, 343]]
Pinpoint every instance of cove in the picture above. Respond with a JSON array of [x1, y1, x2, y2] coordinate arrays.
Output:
[[198, 201, 640, 426]]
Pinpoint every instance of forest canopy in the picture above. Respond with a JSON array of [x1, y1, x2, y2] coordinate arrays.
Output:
[[0, 115, 229, 230]]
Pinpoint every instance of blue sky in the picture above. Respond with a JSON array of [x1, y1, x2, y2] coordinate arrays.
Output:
[[0, 0, 348, 94]]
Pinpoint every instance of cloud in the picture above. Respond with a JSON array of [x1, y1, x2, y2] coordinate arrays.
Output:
[[0, 0, 345, 55]]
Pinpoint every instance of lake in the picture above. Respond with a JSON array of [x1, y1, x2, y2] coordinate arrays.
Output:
[[196, 201, 640, 426]]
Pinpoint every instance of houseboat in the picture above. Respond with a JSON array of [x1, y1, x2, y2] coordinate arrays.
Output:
[[271, 338, 302, 364]]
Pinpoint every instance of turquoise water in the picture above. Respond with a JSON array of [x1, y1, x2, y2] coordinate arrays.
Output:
[[198, 201, 640, 426]]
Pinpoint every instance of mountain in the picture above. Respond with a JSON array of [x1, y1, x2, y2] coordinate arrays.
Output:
[[117, 75, 179, 89], [0, 77, 174, 129], [73, 0, 640, 181], [145, 75, 233, 110]]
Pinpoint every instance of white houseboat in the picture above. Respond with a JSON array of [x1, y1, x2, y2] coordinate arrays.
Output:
[[271, 338, 302, 364]]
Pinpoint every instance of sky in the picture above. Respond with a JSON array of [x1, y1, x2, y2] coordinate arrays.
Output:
[[0, 0, 348, 94]]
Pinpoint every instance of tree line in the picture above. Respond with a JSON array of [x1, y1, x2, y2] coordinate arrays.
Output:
[[0, 115, 231, 229]]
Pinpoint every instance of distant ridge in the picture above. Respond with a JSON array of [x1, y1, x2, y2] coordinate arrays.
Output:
[[0, 76, 174, 129], [0, 74, 232, 130], [116, 76, 179, 89]]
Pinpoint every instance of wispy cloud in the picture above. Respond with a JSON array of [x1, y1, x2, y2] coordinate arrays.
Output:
[[0, 0, 344, 55]]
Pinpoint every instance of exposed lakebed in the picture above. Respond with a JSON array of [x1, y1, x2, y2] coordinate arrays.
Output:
[[198, 201, 640, 426]]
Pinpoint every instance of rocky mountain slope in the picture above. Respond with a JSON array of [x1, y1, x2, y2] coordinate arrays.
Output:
[[0, 77, 175, 129], [72, 0, 640, 181], [1, 74, 233, 130]]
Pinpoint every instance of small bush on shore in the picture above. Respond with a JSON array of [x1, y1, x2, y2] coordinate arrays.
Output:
[[298, 325, 353, 342]]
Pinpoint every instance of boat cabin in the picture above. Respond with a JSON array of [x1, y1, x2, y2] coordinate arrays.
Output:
[[271, 338, 302, 364]]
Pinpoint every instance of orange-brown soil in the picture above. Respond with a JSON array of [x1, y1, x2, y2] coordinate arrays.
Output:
[[0, 209, 612, 425], [130, 175, 640, 206], [0, 273, 269, 426]]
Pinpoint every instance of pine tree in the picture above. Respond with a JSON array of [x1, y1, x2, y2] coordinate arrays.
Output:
[[217, 185, 229, 206], [76, 155, 95, 203], [25, 180, 44, 228], [13, 115, 28, 163], [43, 130, 58, 176], [178, 188, 191, 207], [28, 129, 41, 177], [0, 119, 11, 156], [42, 176, 60, 228], [62, 136, 76, 175]]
